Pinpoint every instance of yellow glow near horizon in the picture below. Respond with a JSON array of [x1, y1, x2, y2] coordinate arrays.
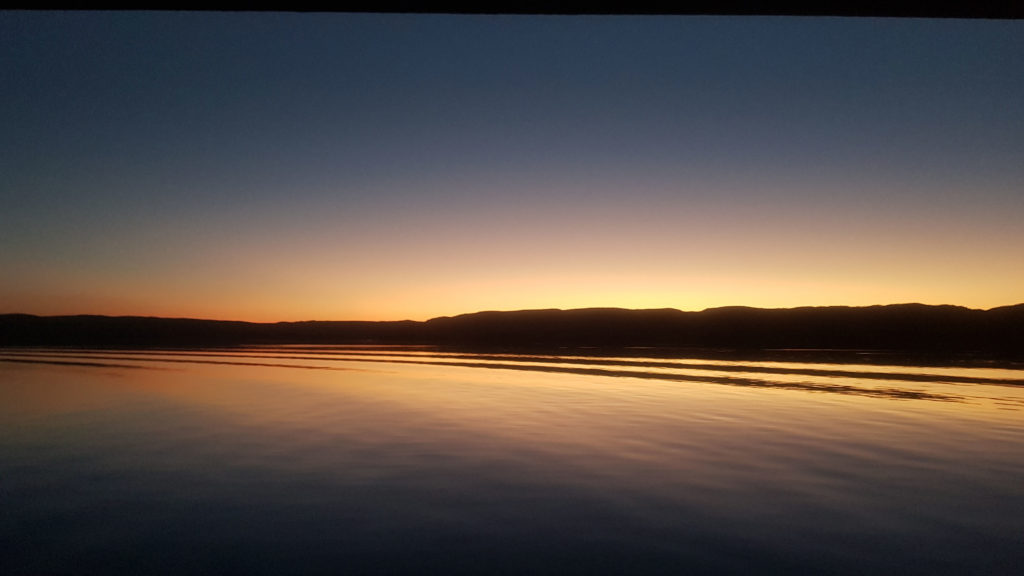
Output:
[[4, 177, 1023, 323], [5, 264, 1021, 323]]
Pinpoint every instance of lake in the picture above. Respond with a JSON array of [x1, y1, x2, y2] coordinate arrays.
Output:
[[2, 346, 1023, 575]]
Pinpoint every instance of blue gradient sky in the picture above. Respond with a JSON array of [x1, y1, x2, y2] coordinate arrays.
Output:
[[2, 12, 1022, 321]]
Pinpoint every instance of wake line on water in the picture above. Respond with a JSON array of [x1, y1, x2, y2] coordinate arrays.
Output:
[[5, 348, 1022, 387], [0, 354, 362, 372], [2, 349, 998, 402]]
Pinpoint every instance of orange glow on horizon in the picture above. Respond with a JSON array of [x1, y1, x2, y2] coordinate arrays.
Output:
[[4, 177, 1022, 323]]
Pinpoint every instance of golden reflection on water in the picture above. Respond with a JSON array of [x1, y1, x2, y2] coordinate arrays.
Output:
[[3, 347, 1023, 458], [3, 347, 1024, 575]]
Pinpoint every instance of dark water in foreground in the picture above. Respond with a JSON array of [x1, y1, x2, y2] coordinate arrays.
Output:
[[2, 346, 1023, 575]]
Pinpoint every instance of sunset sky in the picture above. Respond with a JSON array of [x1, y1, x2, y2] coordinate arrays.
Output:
[[2, 12, 1022, 322]]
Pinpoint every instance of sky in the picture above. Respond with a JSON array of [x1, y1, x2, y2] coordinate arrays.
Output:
[[1, 12, 1022, 322]]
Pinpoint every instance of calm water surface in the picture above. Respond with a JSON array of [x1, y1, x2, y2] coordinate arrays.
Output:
[[2, 346, 1023, 575]]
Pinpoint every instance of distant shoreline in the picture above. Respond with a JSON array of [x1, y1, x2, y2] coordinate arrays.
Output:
[[2, 304, 1022, 358]]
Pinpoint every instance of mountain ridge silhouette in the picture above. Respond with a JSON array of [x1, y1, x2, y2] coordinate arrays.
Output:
[[1, 303, 1022, 356]]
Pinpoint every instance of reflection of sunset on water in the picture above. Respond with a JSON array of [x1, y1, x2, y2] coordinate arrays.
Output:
[[3, 347, 1024, 573], [4, 346, 1023, 432]]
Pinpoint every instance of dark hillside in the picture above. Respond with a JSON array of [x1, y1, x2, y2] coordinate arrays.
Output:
[[1, 304, 1021, 356]]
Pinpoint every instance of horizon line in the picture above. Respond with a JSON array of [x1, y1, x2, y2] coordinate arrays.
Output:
[[4, 301, 1023, 325]]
